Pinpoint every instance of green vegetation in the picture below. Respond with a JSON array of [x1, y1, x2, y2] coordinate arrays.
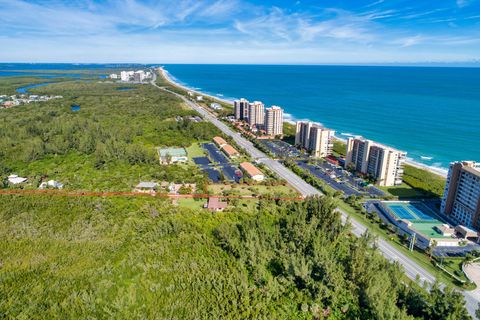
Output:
[[379, 183, 432, 199], [0, 195, 471, 319], [403, 164, 446, 198], [282, 122, 296, 144], [332, 139, 347, 157], [0, 78, 220, 190]]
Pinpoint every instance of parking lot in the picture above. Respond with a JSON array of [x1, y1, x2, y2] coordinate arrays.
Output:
[[296, 159, 386, 198], [197, 143, 242, 183], [259, 139, 303, 158], [202, 143, 229, 164]]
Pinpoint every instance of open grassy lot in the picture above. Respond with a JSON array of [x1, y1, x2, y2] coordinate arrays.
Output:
[[208, 183, 298, 198], [379, 183, 431, 199]]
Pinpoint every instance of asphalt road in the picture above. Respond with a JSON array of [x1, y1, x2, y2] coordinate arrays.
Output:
[[151, 71, 479, 317]]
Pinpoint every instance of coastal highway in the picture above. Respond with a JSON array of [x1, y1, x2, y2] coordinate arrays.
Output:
[[151, 70, 480, 317]]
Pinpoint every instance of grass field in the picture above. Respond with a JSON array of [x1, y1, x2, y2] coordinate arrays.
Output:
[[208, 183, 298, 197], [379, 183, 432, 199]]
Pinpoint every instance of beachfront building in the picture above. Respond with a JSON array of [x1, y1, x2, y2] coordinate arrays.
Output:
[[157, 147, 188, 164], [345, 137, 406, 187], [240, 162, 265, 181], [295, 121, 335, 158], [134, 70, 146, 82], [247, 101, 265, 130], [234, 98, 249, 121], [441, 161, 480, 229], [265, 106, 283, 137], [295, 121, 312, 147]]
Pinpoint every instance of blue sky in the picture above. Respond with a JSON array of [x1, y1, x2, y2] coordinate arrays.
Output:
[[0, 0, 479, 63]]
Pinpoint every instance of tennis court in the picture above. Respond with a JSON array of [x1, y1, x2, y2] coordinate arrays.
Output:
[[384, 202, 439, 222]]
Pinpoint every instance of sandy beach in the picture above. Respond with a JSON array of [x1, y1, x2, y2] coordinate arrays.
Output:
[[159, 67, 448, 178]]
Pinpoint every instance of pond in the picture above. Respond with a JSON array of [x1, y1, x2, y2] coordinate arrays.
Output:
[[16, 82, 52, 94], [71, 105, 81, 111], [116, 87, 135, 91]]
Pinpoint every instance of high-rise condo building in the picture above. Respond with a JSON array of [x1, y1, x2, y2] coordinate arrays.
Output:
[[248, 101, 265, 129], [308, 126, 336, 158], [265, 106, 283, 137], [295, 121, 312, 148], [441, 161, 480, 229], [295, 121, 335, 157], [345, 137, 406, 186], [234, 98, 249, 121]]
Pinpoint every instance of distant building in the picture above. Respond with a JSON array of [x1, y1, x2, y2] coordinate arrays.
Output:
[[221, 145, 240, 158], [120, 71, 134, 82], [39, 180, 64, 190], [441, 161, 480, 229], [157, 147, 188, 164], [135, 181, 159, 193], [265, 106, 283, 137], [240, 162, 265, 181], [134, 70, 145, 82], [109, 74, 118, 79], [345, 137, 406, 187], [196, 95, 203, 101], [295, 121, 335, 158], [210, 103, 223, 110], [213, 136, 228, 148], [205, 197, 228, 212], [247, 101, 265, 130], [234, 98, 249, 121]]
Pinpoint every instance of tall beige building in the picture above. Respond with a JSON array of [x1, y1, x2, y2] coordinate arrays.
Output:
[[309, 126, 335, 158], [247, 101, 265, 129], [345, 137, 406, 186], [295, 121, 335, 157], [265, 106, 283, 137], [441, 161, 480, 229]]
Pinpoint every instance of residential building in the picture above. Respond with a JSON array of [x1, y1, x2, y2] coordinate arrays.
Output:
[[441, 161, 480, 229], [109, 74, 118, 79], [345, 137, 406, 186], [205, 197, 228, 212], [157, 147, 188, 164], [134, 182, 159, 193], [234, 98, 249, 120], [295, 121, 335, 157], [120, 71, 133, 82], [295, 121, 312, 148], [240, 162, 265, 181], [247, 101, 265, 129], [265, 106, 283, 137], [213, 136, 228, 148], [133, 70, 145, 82], [7, 174, 27, 185], [221, 145, 240, 158]]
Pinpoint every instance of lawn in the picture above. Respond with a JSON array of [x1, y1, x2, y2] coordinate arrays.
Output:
[[176, 197, 207, 210], [208, 183, 298, 198], [379, 183, 430, 199]]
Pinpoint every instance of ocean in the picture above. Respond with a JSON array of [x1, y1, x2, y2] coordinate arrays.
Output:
[[163, 64, 480, 170], [1, 63, 479, 170]]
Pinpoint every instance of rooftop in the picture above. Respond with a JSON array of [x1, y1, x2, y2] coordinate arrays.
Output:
[[240, 162, 264, 177], [213, 136, 227, 146], [206, 197, 228, 210], [136, 182, 159, 189], [222, 144, 239, 156]]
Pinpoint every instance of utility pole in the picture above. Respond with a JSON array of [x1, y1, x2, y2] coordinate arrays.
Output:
[[409, 233, 416, 251]]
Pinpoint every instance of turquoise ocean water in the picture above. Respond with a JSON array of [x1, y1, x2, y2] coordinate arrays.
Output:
[[164, 64, 480, 170]]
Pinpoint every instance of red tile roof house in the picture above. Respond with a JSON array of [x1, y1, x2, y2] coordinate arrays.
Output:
[[221, 144, 240, 159], [205, 197, 228, 212]]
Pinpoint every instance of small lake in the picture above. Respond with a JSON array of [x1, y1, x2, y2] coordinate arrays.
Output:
[[116, 87, 135, 91], [71, 105, 81, 111], [16, 82, 52, 94]]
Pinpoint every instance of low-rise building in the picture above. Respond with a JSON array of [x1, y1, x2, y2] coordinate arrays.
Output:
[[240, 162, 265, 181], [39, 180, 64, 190], [205, 197, 228, 212], [134, 182, 159, 193], [213, 136, 228, 148], [157, 147, 188, 164], [221, 145, 240, 158]]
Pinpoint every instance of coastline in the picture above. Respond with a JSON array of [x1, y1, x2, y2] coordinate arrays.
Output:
[[159, 67, 448, 178]]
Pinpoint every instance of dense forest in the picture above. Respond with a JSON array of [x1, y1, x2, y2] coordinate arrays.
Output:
[[0, 195, 470, 319], [0, 78, 220, 190]]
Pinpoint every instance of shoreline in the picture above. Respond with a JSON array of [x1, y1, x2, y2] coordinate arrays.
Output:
[[159, 67, 448, 178]]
